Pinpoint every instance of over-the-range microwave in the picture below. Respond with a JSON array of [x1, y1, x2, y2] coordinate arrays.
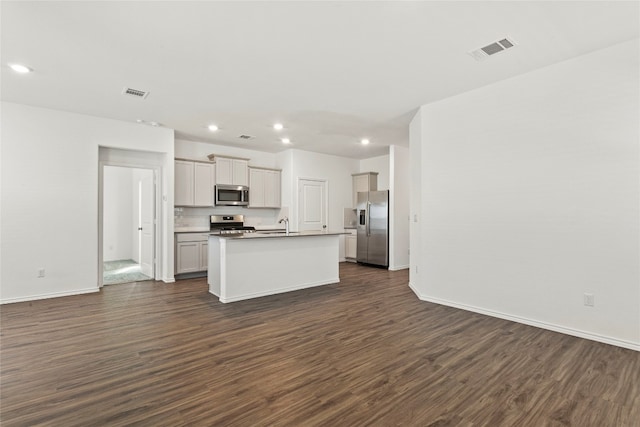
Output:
[[215, 184, 249, 206]]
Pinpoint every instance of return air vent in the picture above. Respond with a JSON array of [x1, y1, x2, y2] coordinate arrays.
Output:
[[238, 134, 254, 140], [468, 37, 517, 61], [121, 87, 149, 99]]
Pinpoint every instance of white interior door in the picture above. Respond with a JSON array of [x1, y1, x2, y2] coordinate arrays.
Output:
[[140, 171, 155, 278], [298, 178, 327, 231]]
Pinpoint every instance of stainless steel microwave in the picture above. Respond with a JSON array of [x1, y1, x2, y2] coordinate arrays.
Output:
[[215, 184, 249, 206]]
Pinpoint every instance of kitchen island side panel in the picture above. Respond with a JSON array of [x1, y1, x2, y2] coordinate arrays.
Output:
[[208, 235, 339, 303], [207, 238, 222, 297]]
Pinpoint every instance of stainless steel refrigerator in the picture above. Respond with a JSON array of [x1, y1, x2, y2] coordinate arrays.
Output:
[[356, 190, 389, 267]]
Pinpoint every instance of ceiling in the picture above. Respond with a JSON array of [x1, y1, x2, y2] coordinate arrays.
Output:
[[2, 1, 638, 159]]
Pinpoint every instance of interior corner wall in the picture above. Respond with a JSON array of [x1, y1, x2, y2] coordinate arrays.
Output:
[[389, 145, 410, 271], [409, 110, 423, 288], [412, 39, 640, 349], [0, 102, 175, 303]]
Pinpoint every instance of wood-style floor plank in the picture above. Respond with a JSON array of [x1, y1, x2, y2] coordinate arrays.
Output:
[[1, 263, 638, 426]]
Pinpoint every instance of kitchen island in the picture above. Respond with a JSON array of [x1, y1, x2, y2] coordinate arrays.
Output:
[[207, 231, 343, 303]]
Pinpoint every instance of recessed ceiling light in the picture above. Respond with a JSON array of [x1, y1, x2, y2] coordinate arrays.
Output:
[[281, 138, 291, 144], [208, 124, 219, 132], [149, 121, 160, 127], [361, 138, 370, 145], [9, 63, 32, 74], [273, 123, 284, 130], [136, 119, 144, 123]]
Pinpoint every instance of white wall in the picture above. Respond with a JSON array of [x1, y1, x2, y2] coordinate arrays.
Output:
[[389, 145, 410, 270], [0, 103, 175, 303], [288, 149, 359, 232], [103, 166, 134, 262], [175, 138, 277, 168], [410, 39, 640, 350], [360, 154, 389, 190], [278, 149, 358, 260]]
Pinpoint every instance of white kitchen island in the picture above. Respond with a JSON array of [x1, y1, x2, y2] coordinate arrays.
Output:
[[207, 231, 343, 303]]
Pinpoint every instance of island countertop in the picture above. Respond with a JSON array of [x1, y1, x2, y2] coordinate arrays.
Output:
[[210, 230, 346, 240]]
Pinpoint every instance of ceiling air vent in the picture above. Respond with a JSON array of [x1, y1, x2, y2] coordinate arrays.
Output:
[[121, 87, 149, 99], [468, 37, 517, 61], [238, 135, 254, 140]]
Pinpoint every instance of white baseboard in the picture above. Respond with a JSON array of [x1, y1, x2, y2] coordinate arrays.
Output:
[[0, 287, 99, 305], [162, 278, 175, 283], [389, 264, 409, 271], [408, 283, 640, 352], [218, 277, 340, 303]]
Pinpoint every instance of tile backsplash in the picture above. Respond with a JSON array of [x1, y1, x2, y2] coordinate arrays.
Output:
[[175, 206, 288, 229]]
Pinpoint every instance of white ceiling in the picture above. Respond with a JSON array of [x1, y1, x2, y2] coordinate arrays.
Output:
[[2, 1, 638, 159]]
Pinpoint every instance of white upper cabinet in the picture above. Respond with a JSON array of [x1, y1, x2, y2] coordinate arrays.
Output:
[[249, 168, 265, 207], [193, 162, 215, 206], [249, 167, 281, 208], [175, 160, 194, 206], [175, 159, 215, 206], [215, 157, 233, 185], [352, 172, 378, 207], [232, 159, 249, 186], [264, 170, 280, 208], [214, 156, 248, 186]]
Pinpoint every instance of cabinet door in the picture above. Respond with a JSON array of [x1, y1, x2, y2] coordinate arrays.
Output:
[[352, 173, 377, 207], [249, 168, 265, 208], [199, 242, 208, 270], [346, 235, 357, 259], [232, 159, 249, 186], [216, 158, 233, 185], [194, 163, 214, 206], [264, 170, 281, 208], [176, 242, 200, 273], [175, 160, 194, 206], [273, 170, 281, 208]]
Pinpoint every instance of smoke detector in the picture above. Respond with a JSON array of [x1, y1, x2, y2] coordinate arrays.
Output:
[[121, 87, 150, 99], [468, 37, 517, 61]]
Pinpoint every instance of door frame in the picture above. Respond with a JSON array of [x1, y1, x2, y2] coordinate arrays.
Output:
[[296, 177, 329, 232], [98, 161, 160, 287]]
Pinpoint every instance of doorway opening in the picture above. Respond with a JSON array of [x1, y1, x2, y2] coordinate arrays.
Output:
[[102, 165, 155, 285]]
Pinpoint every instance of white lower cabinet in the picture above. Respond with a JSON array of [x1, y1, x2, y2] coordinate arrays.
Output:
[[176, 233, 209, 274], [345, 229, 357, 262]]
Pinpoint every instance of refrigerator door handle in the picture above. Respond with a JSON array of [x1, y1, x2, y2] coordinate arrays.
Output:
[[366, 201, 371, 236]]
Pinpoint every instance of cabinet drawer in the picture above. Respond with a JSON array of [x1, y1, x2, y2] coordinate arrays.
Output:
[[176, 233, 209, 242]]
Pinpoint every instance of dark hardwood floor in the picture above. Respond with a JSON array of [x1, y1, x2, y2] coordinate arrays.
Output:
[[1, 263, 638, 426]]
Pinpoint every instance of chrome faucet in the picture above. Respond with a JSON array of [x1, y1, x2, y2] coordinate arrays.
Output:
[[278, 216, 289, 234]]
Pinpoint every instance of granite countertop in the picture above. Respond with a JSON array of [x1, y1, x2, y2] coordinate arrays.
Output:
[[210, 230, 347, 240]]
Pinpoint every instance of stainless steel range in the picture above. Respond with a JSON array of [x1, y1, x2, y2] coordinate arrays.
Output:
[[210, 215, 256, 235]]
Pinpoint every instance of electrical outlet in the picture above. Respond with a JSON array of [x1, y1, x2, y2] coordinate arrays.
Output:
[[584, 293, 594, 307], [37, 268, 45, 278], [415, 265, 419, 274]]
